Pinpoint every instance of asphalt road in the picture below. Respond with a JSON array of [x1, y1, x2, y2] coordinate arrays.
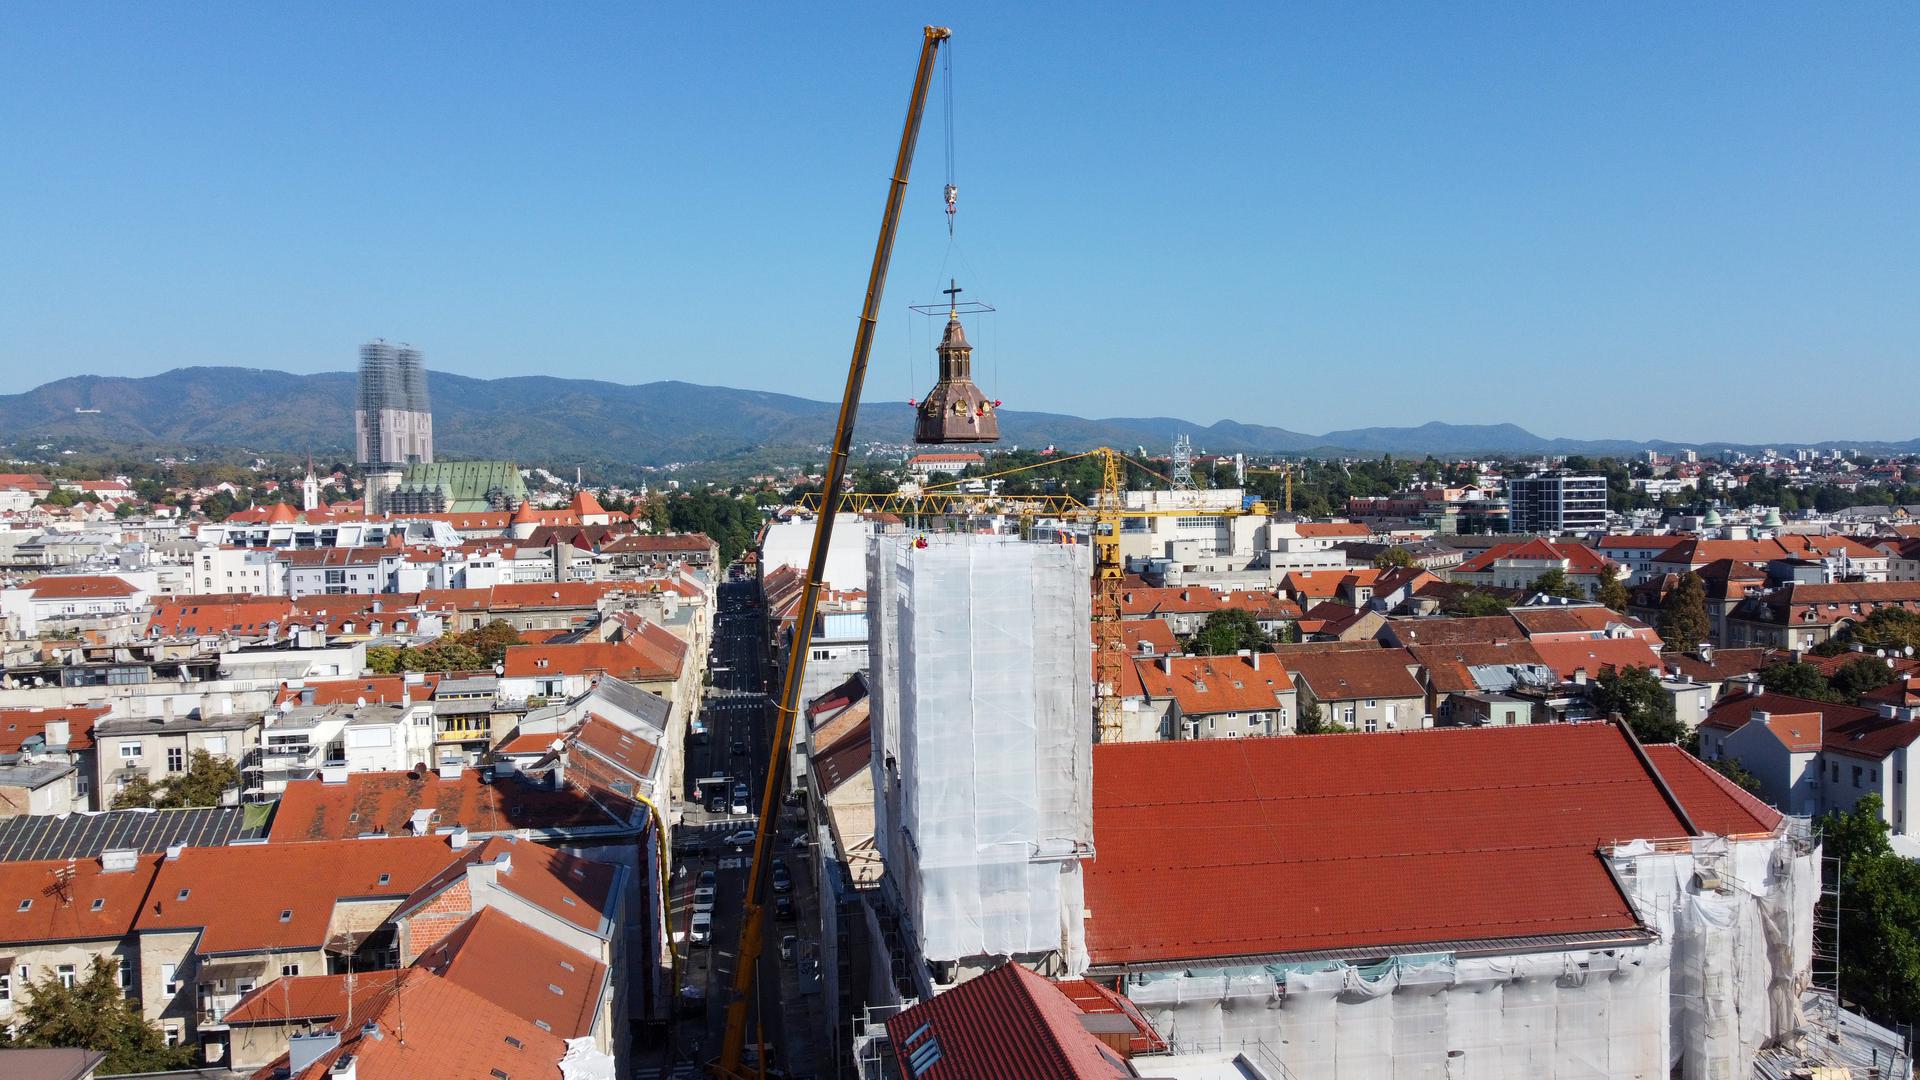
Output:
[[670, 578, 791, 1074]]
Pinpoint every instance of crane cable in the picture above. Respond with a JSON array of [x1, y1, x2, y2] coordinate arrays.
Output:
[[943, 41, 957, 235]]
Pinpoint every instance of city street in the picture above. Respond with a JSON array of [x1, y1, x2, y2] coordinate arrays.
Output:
[[665, 578, 798, 1075]]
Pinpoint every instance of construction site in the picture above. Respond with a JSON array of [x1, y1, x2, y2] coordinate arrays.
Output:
[[706, 25, 1914, 1080]]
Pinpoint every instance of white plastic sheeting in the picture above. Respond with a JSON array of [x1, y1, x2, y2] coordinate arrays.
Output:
[[1607, 833, 1817, 1080], [868, 534, 1093, 969], [1126, 949, 1670, 1079], [1121, 831, 1818, 1080]]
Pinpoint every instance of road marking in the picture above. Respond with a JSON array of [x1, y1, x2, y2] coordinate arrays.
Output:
[[719, 856, 747, 869]]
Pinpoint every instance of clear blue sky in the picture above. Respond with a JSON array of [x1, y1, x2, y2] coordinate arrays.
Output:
[[3, 4, 1915, 443]]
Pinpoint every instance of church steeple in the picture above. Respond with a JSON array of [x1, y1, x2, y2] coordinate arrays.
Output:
[[913, 279, 1000, 445]]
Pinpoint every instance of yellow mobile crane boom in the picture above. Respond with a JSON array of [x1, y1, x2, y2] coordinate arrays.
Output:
[[712, 26, 951, 1079], [801, 447, 1266, 741]]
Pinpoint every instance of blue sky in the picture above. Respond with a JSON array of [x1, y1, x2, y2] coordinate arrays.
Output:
[[2, 4, 1915, 443]]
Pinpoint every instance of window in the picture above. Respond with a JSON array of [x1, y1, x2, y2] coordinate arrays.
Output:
[[163, 1026, 180, 1047], [0, 974, 10, 1002], [176, 889, 190, 901], [279, 909, 293, 922], [206, 736, 227, 756], [57, 964, 75, 988], [1365, 715, 1379, 733], [119, 743, 142, 760], [1365, 699, 1378, 708], [16, 899, 30, 912], [162, 963, 179, 994], [281, 963, 300, 977], [91, 898, 105, 912], [167, 747, 185, 773], [117, 962, 131, 992], [1853, 765, 1864, 787]]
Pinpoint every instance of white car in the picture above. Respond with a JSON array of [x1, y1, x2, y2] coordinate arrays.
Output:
[[693, 885, 716, 913], [725, 829, 758, 849], [690, 912, 712, 944]]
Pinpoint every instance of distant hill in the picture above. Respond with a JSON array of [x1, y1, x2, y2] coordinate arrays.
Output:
[[0, 366, 1912, 465]]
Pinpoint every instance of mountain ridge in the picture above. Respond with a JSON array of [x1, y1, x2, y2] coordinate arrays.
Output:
[[2, 366, 1914, 464]]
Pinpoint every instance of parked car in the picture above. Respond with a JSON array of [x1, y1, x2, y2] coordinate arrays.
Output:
[[775, 895, 795, 921], [693, 885, 716, 913], [725, 829, 757, 849], [697, 869, 716, 888], [731, 782, 751, 816], [771, 860, 792, 894], [780, 934, 798, 961], [673, 834, 707, 857], [690, 912, 712, 944], [707, 792, 727, 814]]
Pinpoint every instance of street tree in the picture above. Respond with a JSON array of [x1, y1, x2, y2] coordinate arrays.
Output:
[[1596, 564, 1630, 613], [1658, 573, 1712, 653], [1189, 608, 1269, 656], [1590, 665, 1689, 745], [2, 956, 196, 1073]]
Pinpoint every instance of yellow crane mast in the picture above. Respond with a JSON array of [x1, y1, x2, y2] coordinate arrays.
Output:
[[712, 26, 952, 1079], [802, 447, 1264, 741]]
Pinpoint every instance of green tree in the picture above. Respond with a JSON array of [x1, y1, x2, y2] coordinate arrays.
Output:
[[1590, 665, 1688, 744], [1706, 756, 1762, 794], [1830, 656, 1896, 702], [1819, 795, 1920, 1026], [365, 645, 404, 675], [1371, 546, 1416, 570], [4, 956, 196, 1073], [1447, 590, 1511, 618], [1657, 573, 1711, 652], [1296, 699, 1332, 734], [1819, 607, 1920, 658], [456, 620, 524, 667], [1757, 661, 1837, 702], [1188, 609, 1269, 656], [1527, 568, 1585, 601], [1596, 564, 1630, 613], [406, 640, 484, 673], [111, 751, 240, 810]]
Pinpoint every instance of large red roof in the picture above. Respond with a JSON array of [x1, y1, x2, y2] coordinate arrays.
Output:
[[1642, 745, 1782, 836], [0, 704, 105, 754], [24, 574, 139, 599], [1084, 724, 1696, 966], [414, 906, 606, 1039], [1530, 637, 1664, 681], [267, 768, 625, 842], [147, 595, 295, 637]]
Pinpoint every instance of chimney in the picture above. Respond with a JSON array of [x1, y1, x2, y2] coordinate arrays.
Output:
[[1251, 652, 1262, 671], [43, 719, 70, 749], [1160, 655, 1172, 675], [437, 762, 461, 781], [162, 697, 175, 723], [301, 687, 316, 706], [288, 1031, 342, 1075], [448, 826, 470, 850], [1699, 642, 1714, 663], [327, 1053, 357, 1079], [1573, 668, 1588, 686]]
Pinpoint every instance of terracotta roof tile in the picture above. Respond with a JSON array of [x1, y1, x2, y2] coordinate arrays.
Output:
[[1643, 745, 1783, 836], [1530, 638, 1664, 681], [267, 769, 624, 842], [1084, 724, 1686, 966], [414, 906, 606, 1040], [0, 704, 106, 754], [885, 961, 1131, 1080], [1285, 648, 1423, 702], [224, 970, 402, 1025], [1132, 653, 1292, 716], [0, 853, 161, 944]]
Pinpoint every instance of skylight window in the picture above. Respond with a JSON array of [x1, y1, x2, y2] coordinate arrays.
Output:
[[91, 898, 105, 911], [279, 909, 293, 922], [907, 1036, 944, 1077], [504, 1036, 523, 1049], [548, 983, 564, 995], [17, 899, 31, 912], [534, 1020, 551, 1032], [177, 889, 190, 901], [378, 874, 390, 886], [557, 960, 574, 972]]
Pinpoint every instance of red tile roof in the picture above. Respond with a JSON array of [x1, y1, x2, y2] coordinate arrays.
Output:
[[1281, 568, 1380, 601], [0, 704, 105, 754], [1295, 522, 1372, 539], [1404, 641, 1547, 694], [395, 836, 618, 938], [224, 970, 402, 1025], [1383, 615, 1526, 646], [884, 961, 1132, 1080], [273, 675, 442, 708], [1509, 605, 1658, 641], [136, 837, 457, 954], [254, 967, 567, 1080], [1084, 724, 1687, 966], [1455, 540, 1613, 576], [414, 906, 606, 1040], [1701, 691, 1874, 735], [1115, 587, 1221, 617], [572, 714, 661, 782], [267, 769, 624, 842], [147, 595, 296, 637], [502, 639, 676, 682], [1530, 638, 1664, 681], [1119, 619, 1177, 656], [1643, 745, 1783, 836], [0, 854, 161, 944], [600, 532, 716, 553], [24, 574, 139, 599], [1285, 647, 1423, 702], [1133, 653, 1292, 716]]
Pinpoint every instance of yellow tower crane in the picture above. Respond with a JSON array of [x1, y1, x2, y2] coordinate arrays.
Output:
[[801, 446, 1266, 741]]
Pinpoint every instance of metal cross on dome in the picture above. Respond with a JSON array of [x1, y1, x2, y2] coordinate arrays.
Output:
[[943, 278, 963, 316]]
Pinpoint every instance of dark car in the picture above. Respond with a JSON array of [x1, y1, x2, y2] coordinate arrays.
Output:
[[775, 895, 795, 920], [771, 860, 792, 894]]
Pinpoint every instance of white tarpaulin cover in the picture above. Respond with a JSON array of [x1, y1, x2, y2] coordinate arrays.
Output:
[[869, 534, 1092, 968], [1123, 831, 1817, 1080]]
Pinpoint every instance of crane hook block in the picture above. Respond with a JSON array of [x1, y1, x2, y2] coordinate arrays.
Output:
[[944, 183, 958, 217]]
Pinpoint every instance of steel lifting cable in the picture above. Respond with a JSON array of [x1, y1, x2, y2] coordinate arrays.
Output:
[[943, 41, 957, 234]]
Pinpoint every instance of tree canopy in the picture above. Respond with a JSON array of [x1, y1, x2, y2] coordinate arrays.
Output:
[[111, 749, 240, 810], [365, 620, 523, 675], [1657, 573, 1711, 652], [1590, 665, 1689, 745], [0, 956, 196, 1074], [1371, 546, 1416, 570], [1527, 567, 1586, 601], [1819, 795, 1920, 1027], [1596, 565, 1630, 613], [1188, 608, 1270, 656]]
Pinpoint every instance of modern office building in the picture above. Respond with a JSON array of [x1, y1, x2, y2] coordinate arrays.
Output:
[[1507, 471, 1608, 535], [354, 341, 434, 472]]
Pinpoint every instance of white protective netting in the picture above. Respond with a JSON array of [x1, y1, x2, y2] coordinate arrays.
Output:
[[1121, 831, 1817, 1080], [871, 533, 1092, 967]]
